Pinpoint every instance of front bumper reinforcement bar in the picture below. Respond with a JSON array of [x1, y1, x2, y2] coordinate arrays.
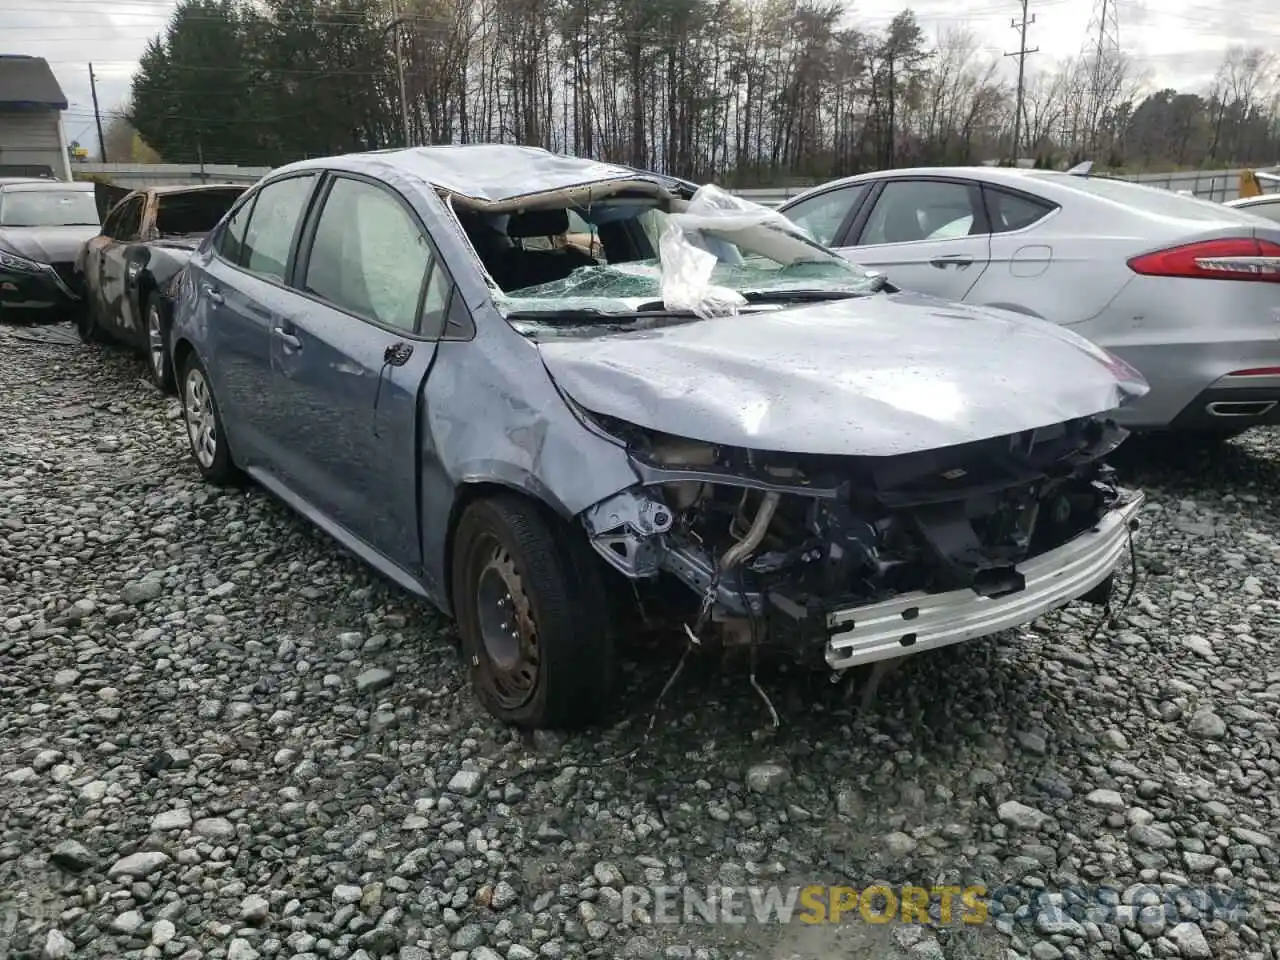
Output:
[[824, 490, 1145, 671]]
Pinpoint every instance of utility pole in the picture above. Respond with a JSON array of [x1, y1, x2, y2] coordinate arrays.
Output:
[[88, 63, 107, 163], [1004, 0, 1038, 166], [390, 0, 410, 147]]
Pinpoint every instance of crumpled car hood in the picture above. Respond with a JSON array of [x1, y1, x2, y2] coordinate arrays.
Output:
[[537, 292, 1150, 457]]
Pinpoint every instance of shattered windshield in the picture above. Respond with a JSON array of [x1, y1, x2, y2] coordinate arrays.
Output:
[[467, 184, 881, 321]]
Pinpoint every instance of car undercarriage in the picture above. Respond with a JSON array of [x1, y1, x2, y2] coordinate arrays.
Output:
[[581, 413, 1144, 672]]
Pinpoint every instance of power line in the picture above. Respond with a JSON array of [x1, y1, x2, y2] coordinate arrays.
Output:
[[1004, 0, 1038, 163]]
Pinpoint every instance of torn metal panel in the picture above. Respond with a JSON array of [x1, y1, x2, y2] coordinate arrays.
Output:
[[538, 291, 1150, 458]]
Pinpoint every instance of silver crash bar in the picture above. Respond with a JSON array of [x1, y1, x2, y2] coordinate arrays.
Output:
[[824, 490, 1145, 671]]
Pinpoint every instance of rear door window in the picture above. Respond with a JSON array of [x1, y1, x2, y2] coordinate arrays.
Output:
[[240, 175, 317, 283], [858, 180, 984, 245]]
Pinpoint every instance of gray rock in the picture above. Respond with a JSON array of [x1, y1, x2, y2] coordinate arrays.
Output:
[[882, 832, 916, 858], [240, 893, 270, 921], [111, 910, 144, 934], [122, 576, 164, 605], [1187, 710, 1227, 739], [151, 919, 176, 946], [998, 800, 1051, 831], [106, 851, 171, 878], [333, 884, 363, 904], [450, 924, 484, 950], [150, 808, 192, 831], [43, 929, 74, 959], [355, 667, 394, 694], [447, 769, 483, 796], [1129, 823, 1178, 850], [1086, 788, 1125, 811], [745, 761, 790, 793], [1167, 922, 1211, 959], [227, 939, 260, 960], [49, 839, 95, 872], [191, 817, 236, 841]]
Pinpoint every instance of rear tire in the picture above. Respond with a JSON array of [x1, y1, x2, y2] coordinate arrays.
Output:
[[180, 353, 241, 486], [451, 495, 614, 729], [145, 297, 176, 394]]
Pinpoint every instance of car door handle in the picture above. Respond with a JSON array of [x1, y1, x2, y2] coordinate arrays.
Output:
[[273, 327, 302, 351], [930, 255, 974, 269], [201, 284, 224, 305]]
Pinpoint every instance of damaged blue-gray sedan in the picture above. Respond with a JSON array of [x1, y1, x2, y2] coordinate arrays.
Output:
[[169, 145, 1149, 729]]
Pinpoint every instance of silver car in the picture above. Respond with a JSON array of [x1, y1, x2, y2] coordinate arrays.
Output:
[[1225, 193, 1280, 224], [169, 145, 1147, 729], [778, 168, 1280, 441]]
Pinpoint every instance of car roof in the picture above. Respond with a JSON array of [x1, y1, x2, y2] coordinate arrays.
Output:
[[0, 179, 94, 193], [1226, 194, 1279, 206], [266, 144, 678, 203], [148, 183, 247, 196], [780, 166, 1129, 206]]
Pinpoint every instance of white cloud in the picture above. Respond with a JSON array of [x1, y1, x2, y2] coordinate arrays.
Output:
[[4, 0, 1278, 158]]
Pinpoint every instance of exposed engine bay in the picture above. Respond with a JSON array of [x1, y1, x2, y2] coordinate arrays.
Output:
[[581, 413, 1142, 668]]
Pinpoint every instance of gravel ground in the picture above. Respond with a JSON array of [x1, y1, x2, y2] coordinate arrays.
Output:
[[1, 320, 1278, 960]]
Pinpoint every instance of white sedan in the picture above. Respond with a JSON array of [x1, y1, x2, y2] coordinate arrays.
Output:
[[777, 167, 1280, 441], [1225, 193, 1280, 223]]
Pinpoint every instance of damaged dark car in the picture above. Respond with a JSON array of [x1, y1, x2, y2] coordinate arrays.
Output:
[[168, 145, 1149, 729], [77, 182, 247, 390]]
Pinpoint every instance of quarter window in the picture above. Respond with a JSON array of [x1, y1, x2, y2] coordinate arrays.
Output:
[[984, 188, 1056, 233], [302, 176, 434, 332], [859, 181, 982, 245], [783, 183, 870, 246], [240, 175, 316, 283]]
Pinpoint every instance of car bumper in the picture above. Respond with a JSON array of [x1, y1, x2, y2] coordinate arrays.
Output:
[[1166, 371, 1280, 431], [0, 263, 82, 313], [823, 489, 1145, 670]]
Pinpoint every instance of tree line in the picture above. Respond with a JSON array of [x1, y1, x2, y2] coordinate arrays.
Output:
[[120, 0, 1280, 183]]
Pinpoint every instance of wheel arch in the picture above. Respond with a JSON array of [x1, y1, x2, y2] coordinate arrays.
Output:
[[439, 476, 577, 620], [170, 335, 198, 383]]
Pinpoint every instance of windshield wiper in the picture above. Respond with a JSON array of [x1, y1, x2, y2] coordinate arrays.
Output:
[[741, 283, 883, 304], [506, 308, 694, 324]]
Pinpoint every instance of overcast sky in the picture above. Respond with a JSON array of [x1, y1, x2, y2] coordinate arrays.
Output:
[[6, 0, 1279, 159]]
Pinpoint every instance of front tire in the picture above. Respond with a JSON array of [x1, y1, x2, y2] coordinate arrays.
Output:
[[452, 496, 614, 729], [180, 354, 241, 486], [145, 298, 176, 393]]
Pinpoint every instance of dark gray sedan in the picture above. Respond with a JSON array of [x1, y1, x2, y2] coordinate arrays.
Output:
[[170, 145, 1148, 729], [0, 179, 99, 319]]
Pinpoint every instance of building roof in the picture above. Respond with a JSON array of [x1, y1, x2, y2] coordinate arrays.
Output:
[[0, 55, 68, 110]]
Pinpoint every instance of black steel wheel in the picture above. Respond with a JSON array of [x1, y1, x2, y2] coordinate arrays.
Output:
[[452, 495, 614, 729]]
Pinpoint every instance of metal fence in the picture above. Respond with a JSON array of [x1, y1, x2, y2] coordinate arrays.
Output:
[[71, 161, 1257, 204]]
